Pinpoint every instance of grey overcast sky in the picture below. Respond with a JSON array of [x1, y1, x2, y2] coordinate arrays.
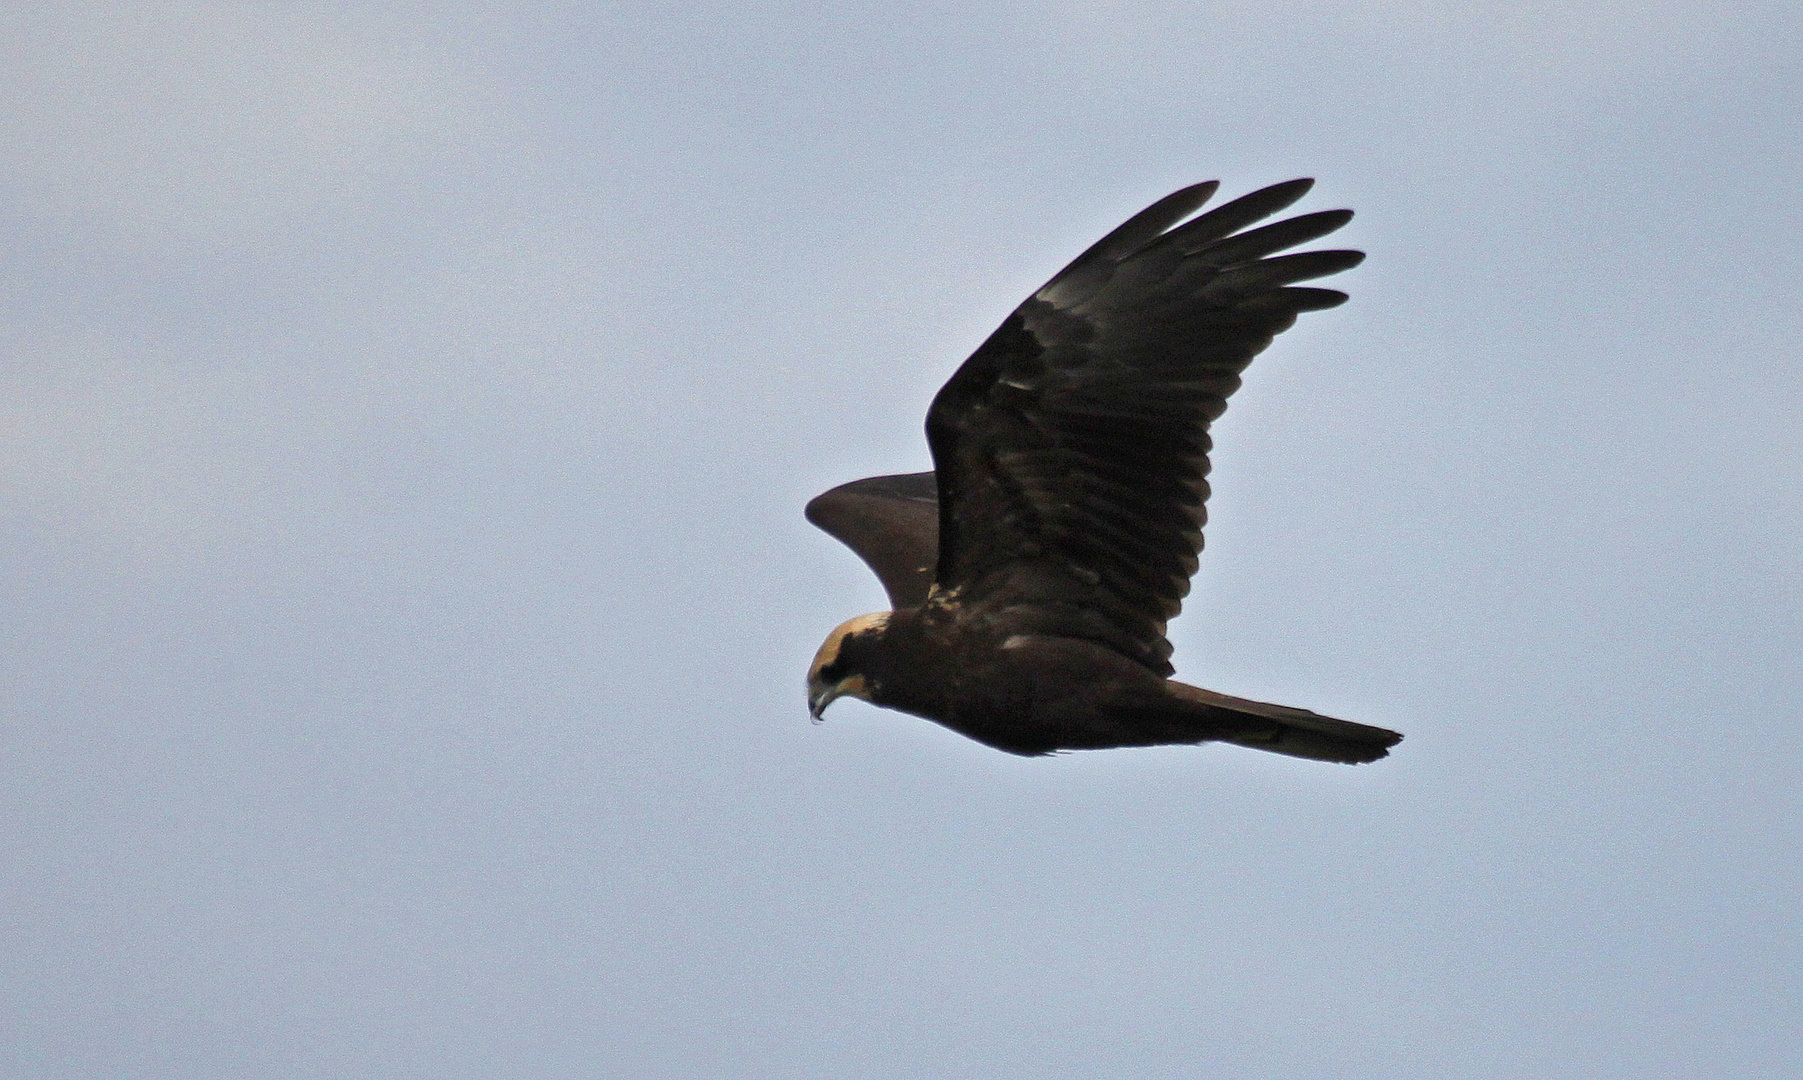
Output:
[[3, 2, 1799, 1077]]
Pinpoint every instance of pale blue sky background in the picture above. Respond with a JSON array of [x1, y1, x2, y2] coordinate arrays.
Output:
[[3, 3, 1800, 1077]]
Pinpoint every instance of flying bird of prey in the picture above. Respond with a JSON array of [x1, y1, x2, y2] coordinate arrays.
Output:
[[806, 179, 1401, 763]]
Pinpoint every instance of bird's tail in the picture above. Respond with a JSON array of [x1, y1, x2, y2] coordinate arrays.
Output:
[[1164, 681, 1402, 764]]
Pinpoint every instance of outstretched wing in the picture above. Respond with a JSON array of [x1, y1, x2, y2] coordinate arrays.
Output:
[[805, 472, 940, 609], [925, 179, 1361, 675]]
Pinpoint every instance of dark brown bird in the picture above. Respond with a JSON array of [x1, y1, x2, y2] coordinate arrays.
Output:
[[806, 179, 1401, 763]]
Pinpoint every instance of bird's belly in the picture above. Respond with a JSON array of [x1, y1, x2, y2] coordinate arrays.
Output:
[[876, 633, 1165, 755]]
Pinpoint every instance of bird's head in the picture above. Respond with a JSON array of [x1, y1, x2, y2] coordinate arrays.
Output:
[[807, 611, 891, 722]]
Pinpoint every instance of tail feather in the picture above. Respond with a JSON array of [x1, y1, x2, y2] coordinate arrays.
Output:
[[1166, 681, 1402, 764]]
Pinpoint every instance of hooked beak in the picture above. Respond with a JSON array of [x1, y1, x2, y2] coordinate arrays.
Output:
[[808, 683, 838, 724], [808, 674, 867, 724]]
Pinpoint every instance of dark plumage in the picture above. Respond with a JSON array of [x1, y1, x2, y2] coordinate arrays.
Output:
[[806, 179, 1402, 762]]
